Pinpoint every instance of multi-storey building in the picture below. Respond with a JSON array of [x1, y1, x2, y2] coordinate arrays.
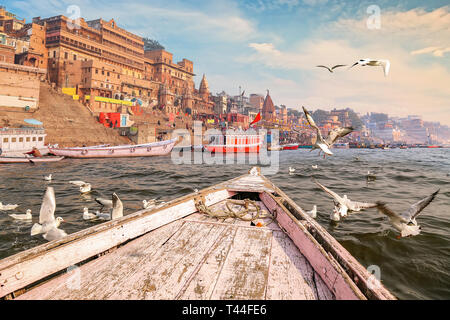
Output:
[[0, 6, 25, 34]]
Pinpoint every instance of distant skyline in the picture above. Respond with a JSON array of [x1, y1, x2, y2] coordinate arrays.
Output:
[[4, 0, 450, 125]]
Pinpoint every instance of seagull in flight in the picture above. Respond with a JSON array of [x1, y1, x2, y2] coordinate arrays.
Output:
[[316, 64, 347, 73], [30, 187, 65, 238], [95, 197, 113, 211], [301, 106, 353, 158], [349, 58, 390, 77], [313, 179, 377, 220], [376, 189, 439, 237]]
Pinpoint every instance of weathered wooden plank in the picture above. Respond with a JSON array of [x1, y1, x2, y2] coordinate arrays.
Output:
[[107, 221, 226, 299], [16, 220, 185, 300], [210, 227, 272, 300], [265, 230, 318, 300], [257, 177, 396, 300], [314, 271, 335, 300], [176, 225, 238, 300], [260, 192, 366, 300], [0, 189, 235, 298]]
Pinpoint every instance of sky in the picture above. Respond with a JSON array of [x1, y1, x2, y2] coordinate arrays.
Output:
[[3, 0, 450, 125]]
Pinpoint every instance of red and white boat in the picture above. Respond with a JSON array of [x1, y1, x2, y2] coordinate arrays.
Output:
[[48, 139, 177, 158], [205, 132, 263, 153], [281, 143, 299, 150]]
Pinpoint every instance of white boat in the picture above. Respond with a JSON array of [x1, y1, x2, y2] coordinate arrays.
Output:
[[48, 139, 177, 158]]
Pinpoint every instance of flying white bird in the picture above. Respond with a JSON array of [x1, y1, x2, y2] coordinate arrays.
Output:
[[95, 197, 113, 210], [316, 64, 347, 73], [0, 202, 19, 211], [313, 179, 377, 220], [301, 106, 353, 158], [82, 207, 97, 220], [30, 187, 65, 236], [44, 174, 52, 181], [9, 209, 32, 220], [376, 190, 439, 237], [306, 205, 317, 219], [349, 58, 390, 77], [96, 193, 123, 221], [43, 227, 67, 242]]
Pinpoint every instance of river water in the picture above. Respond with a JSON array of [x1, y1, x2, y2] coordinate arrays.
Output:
[[0, 148, 449, 300]]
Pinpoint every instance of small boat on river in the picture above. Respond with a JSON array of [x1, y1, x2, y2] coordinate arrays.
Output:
[[48, 138, 177, 158], [0, 167, 396, 300], [281, 143, 299, 150], [0, 156, 65, 164]]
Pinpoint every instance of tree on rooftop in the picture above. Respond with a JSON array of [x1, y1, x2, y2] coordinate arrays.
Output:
[[143, 38, 165, 51]]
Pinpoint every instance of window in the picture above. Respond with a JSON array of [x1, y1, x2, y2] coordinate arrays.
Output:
[[96, 69, 98, 74], [3, 138, 8, 143], [64, 52, 68, 59], [73, 54, 77, 61], [11, 138, 16, 142], [53, 51, 56, 58], [38, 137, 43, 141], [32, 137, 36, 142], [26, 137, 30, 142]]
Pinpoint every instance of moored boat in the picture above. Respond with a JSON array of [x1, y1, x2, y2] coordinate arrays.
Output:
[[281, 143, 299, 150], [48, 139, 177, 158], [205, 132, 263, 153], [0, 167, 396, 300], [0, 156, 64, 164]]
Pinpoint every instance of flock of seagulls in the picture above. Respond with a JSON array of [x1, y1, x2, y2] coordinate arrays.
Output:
[[287, 104, 440, 237], [3, 174, 168, 242], [316, 58, 390, 77]]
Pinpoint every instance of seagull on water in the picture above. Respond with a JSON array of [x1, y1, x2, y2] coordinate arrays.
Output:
[[82, 207, 97, 220], [330, 205, 341, 222], [143, 199, 157, 209], [9, 209, 32, 220], [349, 58, 390, 77], [376, 189, 439, 237], [312, 165, 318, 169], [301, 106, 353, 158], [44, 174, 52, 181], [30, 187, 65, 237], [316, 64, 347, 73], [306, 205, 317, 219], [96, 193, 123, 221], [366, 171, 377, 182], [0, 202, 19, 211], [289, 167, 296, 174], [70, 181, 92, 194], [313, 179, 377, 221]]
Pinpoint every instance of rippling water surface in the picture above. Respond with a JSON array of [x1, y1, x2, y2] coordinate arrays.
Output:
[[0, 148, 449, 299]]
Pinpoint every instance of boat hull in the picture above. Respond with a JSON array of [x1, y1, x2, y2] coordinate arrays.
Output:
[[281, 144, 299, 150], [0, 156, 64, 163], [48, 139, 176, 158]]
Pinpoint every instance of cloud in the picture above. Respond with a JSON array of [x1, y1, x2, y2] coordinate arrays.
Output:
[[243, 6, 450, 125], [411, 47, 450, 57], [9, 0, 258, 43]]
